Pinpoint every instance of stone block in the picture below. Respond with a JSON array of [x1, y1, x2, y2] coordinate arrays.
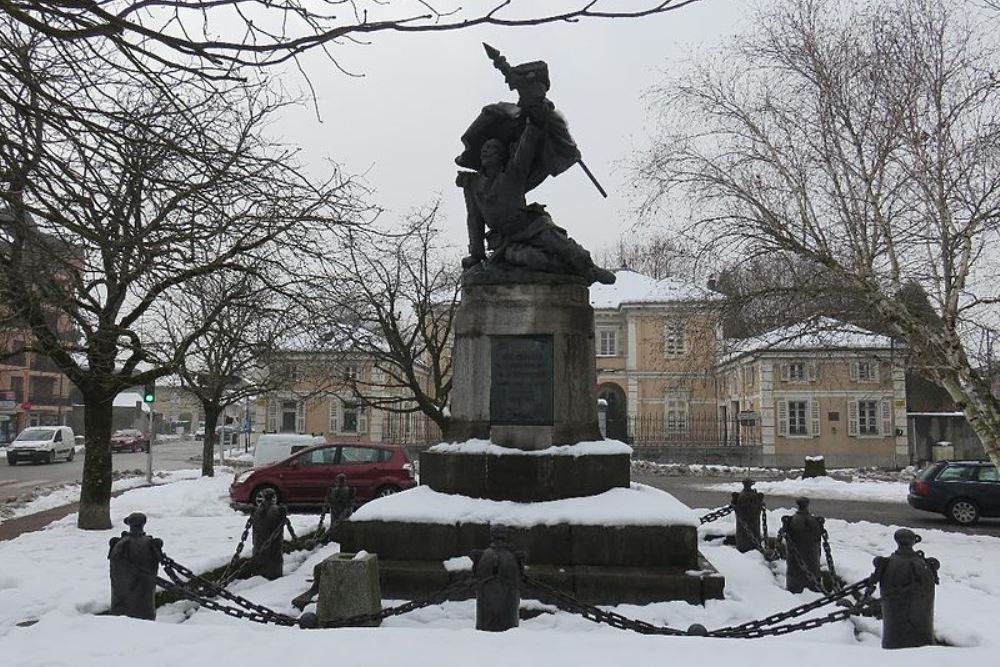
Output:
[[570, 525, 698, 569], [316, 552, 382, 627], [419, 451, 630, 502]]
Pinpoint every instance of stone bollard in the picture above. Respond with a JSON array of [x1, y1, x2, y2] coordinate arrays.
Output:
[[251, 489, 286, 580], [781, 497, 824, 593], [471, 524, 525, 632], [108, 512, 163, 620], [875, 528, 939, 649], [326, 474, 356, 524], [732, 479, 764, 553], [317, 552, 382, 627]]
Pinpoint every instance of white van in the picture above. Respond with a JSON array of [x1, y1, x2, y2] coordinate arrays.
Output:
[[252, 433, 325, 467], [7, 426, 76, 465]]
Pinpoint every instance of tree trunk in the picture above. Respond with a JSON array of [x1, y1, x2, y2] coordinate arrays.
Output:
[[78, 392, 115, 529], [201, 404, 222, 477], [938, 375, 1000, 471]]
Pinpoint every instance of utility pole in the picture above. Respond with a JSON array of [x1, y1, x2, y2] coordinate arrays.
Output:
[[143, 382, 156, 484]]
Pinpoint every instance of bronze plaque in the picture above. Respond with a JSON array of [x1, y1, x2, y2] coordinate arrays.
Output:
[[490, 335, 553, 425]]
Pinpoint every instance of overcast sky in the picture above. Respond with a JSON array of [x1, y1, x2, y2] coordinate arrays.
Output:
[[275, 1, 748, 262]]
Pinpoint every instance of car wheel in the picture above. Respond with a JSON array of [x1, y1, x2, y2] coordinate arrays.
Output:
[[6, 455, 15, 466], [67, 447, 75, 462], [251, 485, 280, 505], [947, 498, 980, 525], [374, 485, 402, 498]]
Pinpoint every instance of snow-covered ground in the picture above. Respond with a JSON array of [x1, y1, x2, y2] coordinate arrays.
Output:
[[0, 474, 991, 666], [700, 477, 911, 504], [0, 469, 202, 524]]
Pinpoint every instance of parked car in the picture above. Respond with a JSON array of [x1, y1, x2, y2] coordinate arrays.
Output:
[[907, 460, 1000, 524], [111, 428, 149, 453], [6, 426, 76, 465], [252, 433, 325, 467], [230, 441, 416, 509]]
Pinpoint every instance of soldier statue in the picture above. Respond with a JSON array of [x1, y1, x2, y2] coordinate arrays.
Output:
[[456, 44, 615, 286], [781, 497, 825, 593], [326, 473, 356, 523], [108, 512, 163, 620], [252, 488, 287, 580], [732, 479, 764, 553], [471, 524, 526, 632]]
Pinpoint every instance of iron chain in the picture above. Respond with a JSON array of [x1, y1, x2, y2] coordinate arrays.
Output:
[[821, 529, 841, 591], [699, 504, 735, 525], [318, 576, 477, 628]]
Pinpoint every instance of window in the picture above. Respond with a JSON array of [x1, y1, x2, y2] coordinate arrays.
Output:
[[788, 400, 808, 435], [664, 320, 686, 356], [848, 398, 890, 437], [597, 328, 618, 357], [665, 393, 688, 435], [781, 361, 816, 382], [937, 465, 976, 482], [851, 359, 879, 383], [977, 466, 999, 482], [300, 447, 337, 466], [788, 363, 805, 382], [340, 402, 359, 433], [343, 364, 360, 381], [339, 446, 381, 464], [858, 400, 879, 435]]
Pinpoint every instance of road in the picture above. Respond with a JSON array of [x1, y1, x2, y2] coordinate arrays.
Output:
[[632, 471, 1000, 538], [0, 438, 206, 498]]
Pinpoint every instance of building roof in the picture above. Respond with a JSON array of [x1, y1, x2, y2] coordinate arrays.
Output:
[[590, 270, 719, 310], [721, 317, 897, 364]]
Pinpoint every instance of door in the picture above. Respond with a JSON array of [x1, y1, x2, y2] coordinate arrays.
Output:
[[598, 384, 628, 442], [334, 446, 384, 500], [282, 446, 338, 502], [975, 465, 1000, 515]]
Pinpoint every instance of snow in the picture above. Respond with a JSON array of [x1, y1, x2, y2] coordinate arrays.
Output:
[[0, 469, 202, 525], [428, 438, 632, 457], [350, 484, 699, 527], [701, 477, 911, 504], [0, 471, 997, 665], [721, 317, 896, 363], [443, 556, 474, 572], [589, 270, 719, 309]]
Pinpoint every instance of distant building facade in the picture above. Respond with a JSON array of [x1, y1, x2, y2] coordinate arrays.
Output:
[[0, 338, 79, 444]]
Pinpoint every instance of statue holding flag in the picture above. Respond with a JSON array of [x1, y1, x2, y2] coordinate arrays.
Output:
[[455, 44, 616, 285]]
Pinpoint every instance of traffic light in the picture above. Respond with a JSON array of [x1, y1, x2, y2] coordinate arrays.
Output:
[[143, 382, 155, 403]]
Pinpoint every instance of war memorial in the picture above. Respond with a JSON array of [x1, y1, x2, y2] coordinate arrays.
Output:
[[333, 44, 724, 605]]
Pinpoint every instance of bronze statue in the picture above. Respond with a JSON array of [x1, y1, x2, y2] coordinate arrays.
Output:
[[252, 488, 286, 580], [732, 479, 764, 553], [456, 45, 615, 285], [326, 473, 356, 523]]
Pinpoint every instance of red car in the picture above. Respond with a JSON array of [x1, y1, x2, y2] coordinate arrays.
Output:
[[229, 441, 416, 508], [111, 429, 149, 453]]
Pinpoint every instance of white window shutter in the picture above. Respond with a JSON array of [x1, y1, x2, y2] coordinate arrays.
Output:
[[807, 362, 818, 382], [266, 398, 278, 432], [295, 401, 305, 433], [871, 362, 881, 383], [848, 400, 859, 436], [777, 401, 788, 436], [358, 406, 369, 434], [881, 399, 892, 436], [780, 363, 790, 382], [849, 361, 859, 381], [810, 399, 821, 437], [328, 397, 338, 434]]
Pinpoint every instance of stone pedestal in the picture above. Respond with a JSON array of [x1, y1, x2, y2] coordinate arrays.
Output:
[[449, 278, 601, 449], [316, 552, 382, 627]]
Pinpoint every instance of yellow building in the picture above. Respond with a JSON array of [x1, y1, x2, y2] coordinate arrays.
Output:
[[718, 318, 908, 467], [590, 271, 724, 445]]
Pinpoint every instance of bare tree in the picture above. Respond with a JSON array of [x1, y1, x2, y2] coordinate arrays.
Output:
[[1, 2, 704, 75], [165, 274, 309, 477], [0, 27, 359, 528], [319, 203, 460, 437], [636, 0, 1000, 468], [595, 229, 694, 280]]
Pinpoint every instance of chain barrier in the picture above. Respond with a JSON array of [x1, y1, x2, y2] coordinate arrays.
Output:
[[821, 529, 841, 592], [316, 576, 477, 628], [284, 518, 299, 546], [159, 551, 298, 626], [522, 568, 879, 639], [761, 502, 769, 544], [216, 516, 254, 586], [699, 504, 735, 525], [522, 575, 687, 636]]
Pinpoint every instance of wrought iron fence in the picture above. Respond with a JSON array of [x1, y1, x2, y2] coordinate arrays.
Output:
[[624, 414, 759, 448], [379, 412, 443, 447]]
